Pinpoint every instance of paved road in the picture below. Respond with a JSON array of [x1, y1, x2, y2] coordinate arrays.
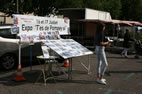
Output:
[[0, 52, 142, 94]]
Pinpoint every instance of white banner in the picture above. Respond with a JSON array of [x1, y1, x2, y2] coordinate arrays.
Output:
[[13, 14, 70, 35]]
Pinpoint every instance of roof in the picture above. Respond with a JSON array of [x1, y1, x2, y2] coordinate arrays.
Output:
[[59, 8, 112, 21]]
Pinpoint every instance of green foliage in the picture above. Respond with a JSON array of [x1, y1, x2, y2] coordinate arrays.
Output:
[[139, 32, 142, 41], [0, 0, 141, 22], [0, 0, 17, 16], [121, 0, 142, 21], [104, 0, 121, 19]]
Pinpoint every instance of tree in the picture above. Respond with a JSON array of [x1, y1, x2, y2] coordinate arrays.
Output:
[[0, 0, 142, 22], [0, 0, 56, 16], [31, 0, 57, 16], [121, 0, 142, 21], [0, 0, 16, 16], [0, 0, 34, 16], [104, 0, 122, 19]]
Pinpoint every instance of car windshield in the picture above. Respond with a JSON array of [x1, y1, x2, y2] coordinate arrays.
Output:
[[0, 28, 16, 39]]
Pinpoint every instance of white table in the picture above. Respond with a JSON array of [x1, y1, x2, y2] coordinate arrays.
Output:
[[36, 55, 70, 85], [36, 55, 59, 85]]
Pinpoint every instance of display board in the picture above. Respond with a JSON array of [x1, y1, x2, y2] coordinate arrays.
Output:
[[13, 14, 70, 35], [43, 39, 93, 58], [12, 14, 70, 43]]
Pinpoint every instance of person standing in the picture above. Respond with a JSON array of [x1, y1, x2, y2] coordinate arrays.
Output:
[[121, 29, 132, 58], [95, 23, 111, 85]]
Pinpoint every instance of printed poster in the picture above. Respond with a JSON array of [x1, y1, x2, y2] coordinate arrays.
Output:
[[43, 39, 93, 58]]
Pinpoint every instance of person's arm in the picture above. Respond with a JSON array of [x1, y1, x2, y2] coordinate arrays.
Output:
[[99, 31, 110, 46], [100, 41, 110, 46]]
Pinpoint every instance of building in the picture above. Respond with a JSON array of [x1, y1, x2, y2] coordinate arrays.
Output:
[[0, 12, 13, 24]]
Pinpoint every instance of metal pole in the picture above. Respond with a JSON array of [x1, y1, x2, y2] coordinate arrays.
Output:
[[19, 43, 21, 67], [30, 45, 32, 71], [16, 0, 19, 70], [68, 58, 72, 80], [17, 0, 19, 13], [88, 55, 91, 75]]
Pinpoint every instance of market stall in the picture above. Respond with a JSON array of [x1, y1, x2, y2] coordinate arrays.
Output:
[[10, 14, 93, 83]]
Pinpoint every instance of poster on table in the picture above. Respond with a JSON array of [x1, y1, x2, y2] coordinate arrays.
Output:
[[41, 46, 50, 58], [13, 14, 70, 42], [43, 39, 93, 58]]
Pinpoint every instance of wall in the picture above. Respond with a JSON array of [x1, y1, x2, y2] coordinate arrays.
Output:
[[85, 8, 112, 20], [0, 12, 13, 24]]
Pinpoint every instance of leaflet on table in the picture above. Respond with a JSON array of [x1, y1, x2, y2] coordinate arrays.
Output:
[[41, 46, 50, 58], [43, 39, 93, 58]]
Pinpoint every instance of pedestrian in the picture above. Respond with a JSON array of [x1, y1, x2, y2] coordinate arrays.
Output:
[[121, 29, 132, 58], [95, 23, 111, 85]]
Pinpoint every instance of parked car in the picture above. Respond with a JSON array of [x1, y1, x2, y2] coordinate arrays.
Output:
[[0, 25, 42, 70]]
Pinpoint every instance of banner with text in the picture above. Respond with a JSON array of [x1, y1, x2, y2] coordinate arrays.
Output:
[[13, 14, 70, 35], [13, 14, 70, 42]]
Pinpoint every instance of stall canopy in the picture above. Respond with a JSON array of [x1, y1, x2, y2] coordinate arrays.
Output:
[[106, 20, 132, 26], [122, 21, 142, 27], [77, 19, 142, 27]]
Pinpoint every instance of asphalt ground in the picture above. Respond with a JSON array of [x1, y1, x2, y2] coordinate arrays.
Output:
[[0, 51, 142, 94]]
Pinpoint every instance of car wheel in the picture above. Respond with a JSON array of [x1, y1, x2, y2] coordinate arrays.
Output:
[[0, 54, 17, 70]]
